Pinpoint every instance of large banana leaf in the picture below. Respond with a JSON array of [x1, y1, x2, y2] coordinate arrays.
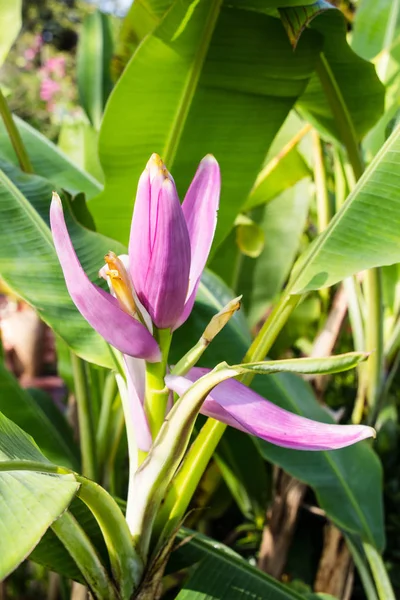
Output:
[[171, 272, 385, 551], [290, 123, 400, 294], [282, 2, 385, 141], [0, 411, 78, 580], [233, 1, 384, 142], [90, 0, 322, 247], [0, 161, 124, 367], [0, 116, 102, 198]]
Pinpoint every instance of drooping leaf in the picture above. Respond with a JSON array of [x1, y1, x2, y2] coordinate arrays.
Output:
[[290, 4, 385, 141], [0, 116, 102, 198], [90, 0, 322, 247], [228, 1, 384, 142], [0, 161, 125, 368], [289, 123, 400, 294], [0, 411, 78, 580], [31, 497, 109, 583]]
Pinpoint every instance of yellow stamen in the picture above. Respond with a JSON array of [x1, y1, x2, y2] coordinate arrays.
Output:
[[104, 252, 139, 318]]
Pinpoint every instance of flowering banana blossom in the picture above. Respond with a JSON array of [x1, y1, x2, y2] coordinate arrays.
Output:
[[50, 154, 220, 448], [166, 368, 375, 450], [51, 154, 374, 454]]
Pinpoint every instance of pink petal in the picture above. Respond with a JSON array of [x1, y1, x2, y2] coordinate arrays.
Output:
[[176, 155, 220, 329], [165, 368, 375, 451], [129, 158, 191, 329], [123, 356, 152, 451], [50, 194, 160, 362]]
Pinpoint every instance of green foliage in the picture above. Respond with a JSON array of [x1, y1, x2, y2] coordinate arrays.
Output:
[[77, 10, 114, 129], [0, 411, 78, 581], [0, 0, 21, 66], [90, 0, 322, 247], [290, 123, 400, 293], [0, 161, 123, 367]]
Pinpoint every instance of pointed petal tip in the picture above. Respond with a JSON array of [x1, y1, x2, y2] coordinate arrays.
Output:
[[202, 153, 218, 164], [51, 191, 61, 203]]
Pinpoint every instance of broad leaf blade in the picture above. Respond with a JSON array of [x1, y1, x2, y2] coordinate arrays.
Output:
[[0, 162, 125, 367], [0, 412, 78, 580], [91, 1, 322, 247], [293, 5, 384, 141], [290, 123, 400, 294], [0, 116, 102, 198], [172, 529, 304, 600]]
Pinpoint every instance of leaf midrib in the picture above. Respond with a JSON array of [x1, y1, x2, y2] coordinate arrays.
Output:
[[162, 0, 223, 167], [289, 123, 400, 294]]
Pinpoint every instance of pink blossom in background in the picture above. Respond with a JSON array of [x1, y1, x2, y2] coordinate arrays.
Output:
[[24, 48, 37, 62], [23, 34, 43, 64], [44, 56, 66, 77], [40, 77, 60, 102]]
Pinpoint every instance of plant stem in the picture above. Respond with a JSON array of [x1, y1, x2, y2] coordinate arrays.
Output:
[[0, 88, 33, 173], [71, 353, 97, 482], [52, 511, 119, 600], [365, 269, 384, 422], [145, 327, 172, 438], [242, 292, 301, 367], [76, 474, 143, 599], [363, 542, 396, 600], [312, 130, 331, 234], [96, 372, 118, 470], [346, 537, 378, 600]]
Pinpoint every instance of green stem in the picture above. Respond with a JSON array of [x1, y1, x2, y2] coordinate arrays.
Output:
[[145, 327, 172, 438], [315, 52, 364, 180], [242, 292, 302, 367], [52, 511, 119, 600], [71, 353, 97, 481], [312, 130, 331, 234], [346, 537, 378, 600], [365, 269, 384, 422], [76, 475, 142, 600], [0, 88, 33, 173], [96, 372, 118, 470], [363, 542, 396, 600]]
